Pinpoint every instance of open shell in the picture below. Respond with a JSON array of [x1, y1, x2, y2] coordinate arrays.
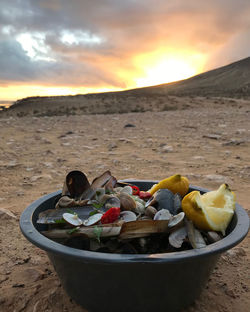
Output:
[[65, 171, 90, 198], [168, 212, 185, 228], [154, 209, 172, 221], [63, 213, 83, 226], [169, 227, 188, 248], [120, 211, 137, 222], [83, 213, 103, 226]]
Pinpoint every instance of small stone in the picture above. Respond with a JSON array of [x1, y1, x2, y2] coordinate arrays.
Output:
[[108, 142, 117, 151], [58, 131, 74, 138], [6, 160, 21, 168], [0, 208, 17, 220], [24, 268, 45, 282], [42, 162, 53, 168], [236, 129, 246, 134], [16, 190, 25, 196], [30, 174, 52, 182], [41, 138, 52, 144], [161, 145, 173, 153], [12, 283, 25, 288], [222, 139, 245, 146], [124, 123, 136, 128], [225, 247, 246, 258], [205, 174, 229, 183], [44, 150, 54, 155], [36, 129, 45, 133], [0, 276, 9, 284], [225, 289, 237, 298], [192, 156, 205, 160], [26, 167, 34, 171], [203, 134, 222, 140]]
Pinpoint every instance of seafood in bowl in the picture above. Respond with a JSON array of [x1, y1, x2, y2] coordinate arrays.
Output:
[[20, 170, 249, 312], [36, 170, 237, 253]]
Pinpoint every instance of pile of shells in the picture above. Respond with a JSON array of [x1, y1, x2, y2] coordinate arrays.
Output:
[[38, 170, 222, 254]]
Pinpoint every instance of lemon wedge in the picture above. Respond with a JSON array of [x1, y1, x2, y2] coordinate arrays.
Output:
[[148, 174, 189, 197], [182, 184, 236, 235]]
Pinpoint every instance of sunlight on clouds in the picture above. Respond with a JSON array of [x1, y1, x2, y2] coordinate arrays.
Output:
[[134, 50, 206, 87], [16, 32, 55, 62], [60, 30, 104, 46]]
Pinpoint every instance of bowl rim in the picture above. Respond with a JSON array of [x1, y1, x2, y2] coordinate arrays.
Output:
[[20, 180, 249, 264]]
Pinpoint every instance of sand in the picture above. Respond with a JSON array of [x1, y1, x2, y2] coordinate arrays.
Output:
[[0, 97, 249, 312]]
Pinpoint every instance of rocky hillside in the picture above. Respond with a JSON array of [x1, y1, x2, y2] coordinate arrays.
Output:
[[137, 56, 250, 97], [2, 57, 250, 117]]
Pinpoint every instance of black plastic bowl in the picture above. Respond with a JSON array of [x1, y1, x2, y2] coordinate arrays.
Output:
[[20, 181, 249, 312]]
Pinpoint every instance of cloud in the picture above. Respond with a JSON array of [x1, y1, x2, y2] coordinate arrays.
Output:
[[0, 0, 250, 89]]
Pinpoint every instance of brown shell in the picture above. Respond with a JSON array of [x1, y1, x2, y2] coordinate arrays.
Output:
[[117, 193, 136, 211]]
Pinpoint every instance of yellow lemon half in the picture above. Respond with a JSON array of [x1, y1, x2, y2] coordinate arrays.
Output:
[[182, 184, 236, 235], [148, 174, 189, 197]]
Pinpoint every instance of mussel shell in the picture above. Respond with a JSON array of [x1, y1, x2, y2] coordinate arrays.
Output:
[[66, 170, 90, 198], [173, 193, 182, 214], [146, 189, 176, 214]]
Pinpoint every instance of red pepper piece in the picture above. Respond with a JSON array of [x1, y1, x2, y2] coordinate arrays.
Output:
[[101, 207, 120, 224], [139, 191, 152, 200], [131, 185, 140, 195]]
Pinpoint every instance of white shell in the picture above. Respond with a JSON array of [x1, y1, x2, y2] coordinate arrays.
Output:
[[135, 201, 145, 214], [63, 213, 83, 226], [120, 211, 137, 222], [134, 197, 146, 205], [169, 227, 187, 248], [83, 213, 103, 226], [154, 209, 172, 221], [121, 185, 133, 195], [168, 212, 185, 228]]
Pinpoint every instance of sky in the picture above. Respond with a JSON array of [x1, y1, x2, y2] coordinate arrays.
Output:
[[0, 0, 250, 102]]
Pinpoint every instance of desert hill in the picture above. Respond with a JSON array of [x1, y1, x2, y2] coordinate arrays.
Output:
[[129, 56, 250, 97], [2, 56, 250, 117]]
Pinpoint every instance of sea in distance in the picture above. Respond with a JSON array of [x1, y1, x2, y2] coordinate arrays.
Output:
[[0, 101, 13, 110]]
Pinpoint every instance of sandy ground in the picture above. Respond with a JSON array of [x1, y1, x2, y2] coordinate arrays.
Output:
[[0, 98, 249, 312]]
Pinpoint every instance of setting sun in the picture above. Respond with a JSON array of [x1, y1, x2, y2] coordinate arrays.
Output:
[[134, 51, 205, 87]]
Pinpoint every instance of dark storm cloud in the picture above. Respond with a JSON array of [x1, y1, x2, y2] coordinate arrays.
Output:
[[0, 0, 250, 87]]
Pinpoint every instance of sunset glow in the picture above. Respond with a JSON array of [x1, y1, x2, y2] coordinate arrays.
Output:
[[1, 1, 249, 103], [1, 50, 206, 102], [0, 85, 124, 102], [134, 51, 205, 87]]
